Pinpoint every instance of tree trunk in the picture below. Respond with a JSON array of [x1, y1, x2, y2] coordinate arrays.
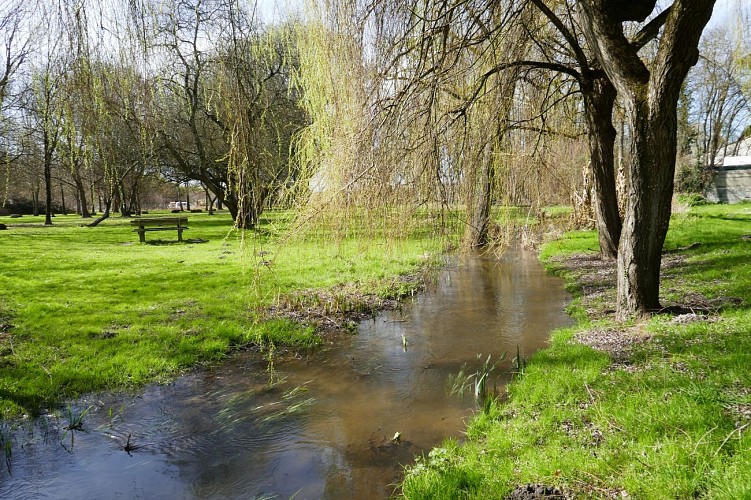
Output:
[[74, 176, 91, 218], [224, 185, 266, 229], [203, 184, 215, 215], [44, 159, 53, 225], [463, 140, 494, 249], [87, 199, 111, 227], [616, 97, 676, 318], [32, 188, 40, 216], [582, 75, 621, 260], [118, 180, 129, 217], [579, 0, 716, 319], [60, 183, 67, 215]]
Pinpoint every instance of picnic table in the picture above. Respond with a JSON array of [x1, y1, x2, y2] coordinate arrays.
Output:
[[131, 217, 189, 243]]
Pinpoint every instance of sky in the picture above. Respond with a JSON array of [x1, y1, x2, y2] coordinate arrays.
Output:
[[256, 0, 304, 23], [253, 0, 748, 44]]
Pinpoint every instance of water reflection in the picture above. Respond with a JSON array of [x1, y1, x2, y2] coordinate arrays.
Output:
[[0, 252, 570, 499]]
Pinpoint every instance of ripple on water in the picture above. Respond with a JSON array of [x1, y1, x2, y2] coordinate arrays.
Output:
[[0, 253, 571, 500]]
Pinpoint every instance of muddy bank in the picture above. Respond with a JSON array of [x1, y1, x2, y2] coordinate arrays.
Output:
[[268, 270, 431, 335]]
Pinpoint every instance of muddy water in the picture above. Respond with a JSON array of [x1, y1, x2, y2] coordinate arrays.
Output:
[[0, 253, 571, 499]]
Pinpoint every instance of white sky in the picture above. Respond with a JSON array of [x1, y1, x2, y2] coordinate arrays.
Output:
[[256, 0, 304, 23]]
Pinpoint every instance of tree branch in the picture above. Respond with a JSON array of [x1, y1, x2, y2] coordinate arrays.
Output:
[[630, 6, 672, 50]]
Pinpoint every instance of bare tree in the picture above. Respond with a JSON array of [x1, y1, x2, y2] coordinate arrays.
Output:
[[24, 20, 66, 225], [693, 26, 749, 167], [151, 0, 304, 228], [0, 1, 33, 111]]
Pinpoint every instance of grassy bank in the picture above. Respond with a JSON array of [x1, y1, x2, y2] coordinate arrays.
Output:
[[401, 202, 751, 499], [0, 211, 440, 418]]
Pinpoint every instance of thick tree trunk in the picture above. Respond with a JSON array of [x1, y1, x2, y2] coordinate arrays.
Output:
[[74, 176, 91, 218], [583, 76, 621, 260], [616, 98, 676, 318], [579, 0, 716, 319]]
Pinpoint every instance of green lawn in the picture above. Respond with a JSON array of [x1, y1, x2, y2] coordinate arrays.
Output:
[[402, 202, 751, 499], [0, 210, 440, 418]]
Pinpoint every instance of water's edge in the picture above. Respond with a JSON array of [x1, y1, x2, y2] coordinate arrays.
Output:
[[0, 252, 571, 499]]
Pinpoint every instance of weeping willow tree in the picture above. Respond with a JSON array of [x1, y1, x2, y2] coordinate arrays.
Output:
[[289, 3, 384, 242], [291, 0, 573, 250], [213, 8, 306, 228], [53, 0, 158, 224], [0, 1, 33, 204]]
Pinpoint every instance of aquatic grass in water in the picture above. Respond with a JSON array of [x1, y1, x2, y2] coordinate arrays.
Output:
[[512, 345, 527, 377], [448, 354, 504, 407], [63, 404, 93, 432]]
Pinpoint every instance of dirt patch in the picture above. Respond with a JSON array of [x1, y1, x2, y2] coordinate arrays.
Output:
[[268, 272, 428, 335], [573, 326, 652, 363], [505, 484, 567, 499], [550, 252, 743, 364]]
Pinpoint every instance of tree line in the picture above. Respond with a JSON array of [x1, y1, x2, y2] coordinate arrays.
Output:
[[0, 0, 306, 227]]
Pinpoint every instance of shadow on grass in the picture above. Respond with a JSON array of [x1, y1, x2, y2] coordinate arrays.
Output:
[[0, 389, 46, 418], [143, 239, 201, 246]]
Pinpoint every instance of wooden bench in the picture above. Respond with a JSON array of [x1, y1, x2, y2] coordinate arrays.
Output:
[[131, 217, 189, 243]]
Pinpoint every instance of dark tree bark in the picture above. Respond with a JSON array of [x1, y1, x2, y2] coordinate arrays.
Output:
[[579, 0, 716, 318], [118, 179, 129, 217], [185, 181, 191, 211], [202, 183, 216, 215], [32, 187, 39, 216], [527, 0, 622, 259], [73, 174, 91, 217], [464, 140, 494, 249], [59, 183, 67, 215], [43, 138, 54, 225], [582, 75, 621, 259], [86, 199, 111, 227]]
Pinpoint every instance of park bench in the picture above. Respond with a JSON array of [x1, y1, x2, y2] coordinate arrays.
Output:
[[131, 217, 189, 243]]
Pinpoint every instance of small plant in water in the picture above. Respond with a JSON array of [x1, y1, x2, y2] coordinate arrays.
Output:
[[512, 344, 526, 376], [60, 404, 93, 451], [266, 342, 277, 387], [100, 404, 125, 429], [449, 353, 503, 408], [64, 404, 93, 432]]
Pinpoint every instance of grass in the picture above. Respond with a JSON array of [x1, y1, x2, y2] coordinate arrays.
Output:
[[401, 202, 751, 499], [0, 210, 441, 418]]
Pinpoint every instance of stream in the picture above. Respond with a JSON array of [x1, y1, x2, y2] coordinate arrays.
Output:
[[0, 252, 571, 499]]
